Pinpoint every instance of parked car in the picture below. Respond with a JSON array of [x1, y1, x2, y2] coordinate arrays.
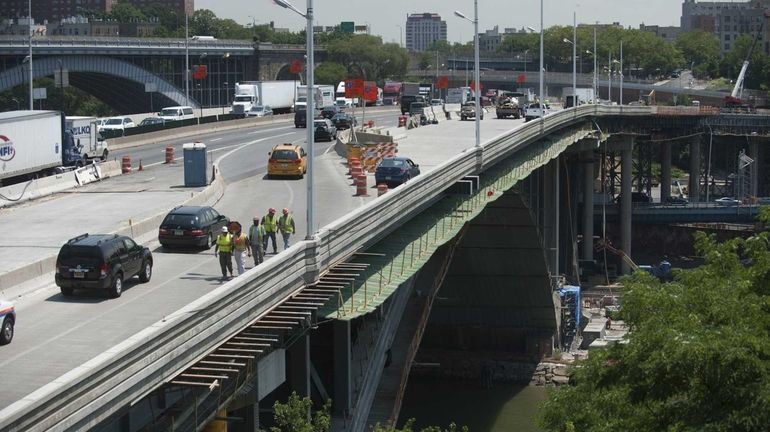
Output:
[[158, 105, 195, 121], [375, 157, 420, 187], [320, 105, 339, 119], [0, 300, 15, 345], [246, 105, 273, 117], [268, 143, 307, 179], [664, 195, 689, 205], [158, 206, 229, 250], [331, 112, 357, 130], [100, 116, 135, 132], [615, 192, 652, 204], [715, 197, 741, 206], [314, 118, 338, 142], [431, 98, 444, 106], [55, 233, 153, 298], [139, 117, 166, 127], [460, 101, 483, 120]]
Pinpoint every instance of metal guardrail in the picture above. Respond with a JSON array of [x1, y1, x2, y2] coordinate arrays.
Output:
[[0, 35, 253, 48], [0, 105, 660, 431]]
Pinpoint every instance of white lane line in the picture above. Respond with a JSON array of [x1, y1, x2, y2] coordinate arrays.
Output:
[[247, 126, 290, 135], [143, 132, 295, 168], [209, 138, 222, 142]]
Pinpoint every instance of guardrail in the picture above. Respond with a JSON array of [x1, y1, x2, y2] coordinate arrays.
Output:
[[0, 105, 659, 431]]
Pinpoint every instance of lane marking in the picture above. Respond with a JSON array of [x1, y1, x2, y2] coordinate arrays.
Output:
[[209, 138, 222, 142]]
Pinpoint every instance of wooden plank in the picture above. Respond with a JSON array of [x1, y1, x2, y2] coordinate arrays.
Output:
[[353, 252, 387, 256], [225, 341, 272, 347], [292, 295, 331, 301], [208, 354, 255, 359], [236, 334, 280, 341], [263, 316, 304, 323], [170, 381, 217, 387], [321, 276, 357, 281], [180, 373, 229, 380], [254, 320, 298, 326], [190, 367, 240, 374], [324, 272, 360, 277], [271, 310, 312, 316], [217, 348, 263, 354], [279, 305, 321, 310], [285, 300, 326, 306], [200, 360, 246, 367], [303, 288, 341, 293], [250, 325, 293, 330]]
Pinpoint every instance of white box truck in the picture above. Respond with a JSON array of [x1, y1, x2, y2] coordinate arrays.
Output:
[[0, 111, 83, 184], [231, 80, 299, 115], [65, 116, 109, 161], [296, 85, 335, 110]]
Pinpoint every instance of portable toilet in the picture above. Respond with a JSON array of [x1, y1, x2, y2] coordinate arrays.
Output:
[[183, 142, 209, 187]]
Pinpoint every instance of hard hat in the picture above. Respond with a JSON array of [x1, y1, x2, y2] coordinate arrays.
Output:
[[253, 216, 260, 221], [221, 226, 229, 232], [269, 208, 276, 213]]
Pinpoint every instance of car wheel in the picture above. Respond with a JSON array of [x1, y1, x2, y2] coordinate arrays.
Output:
[[0, 317, 13, 345], [102, 149, 109, 160], [109, 273, 123, 298], [60, 287, 74, 296], [139, 260, 152, 283]]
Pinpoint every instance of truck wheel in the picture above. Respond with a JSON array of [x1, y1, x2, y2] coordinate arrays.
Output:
[[0, 317, 13, 345], [109, 273, 123, 298], [102, 149, 109, 160], [139, 260, 152, 283]]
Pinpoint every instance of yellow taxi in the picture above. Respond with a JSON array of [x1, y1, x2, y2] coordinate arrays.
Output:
[[267, 144, 307, 179]]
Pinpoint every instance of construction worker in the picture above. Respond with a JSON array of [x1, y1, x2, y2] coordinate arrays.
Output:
[[232, 226, 251, 275], [213, 226, 233, 280], [249, 216, 266, 266], [278, 207, 296, 250], [261, 208, 279, 254]]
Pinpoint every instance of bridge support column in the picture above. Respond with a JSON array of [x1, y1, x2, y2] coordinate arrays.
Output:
[[582, 152, 594, 261], [333, 320, 352, 415], [750, 140, 759, 198], [289, 334, 311, 398], [689, 138, 701, 203], [230, 401, 260, 432], [543, 158, 559, 279], [621, 137, 634, 275], [661, 142, 672, 202]]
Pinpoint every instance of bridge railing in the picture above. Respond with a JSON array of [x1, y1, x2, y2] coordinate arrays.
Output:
[[0, 35, 254, 50], [0, 106, 657, 431]]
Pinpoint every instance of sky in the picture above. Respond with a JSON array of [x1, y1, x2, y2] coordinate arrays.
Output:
[[197, 0, 684, 44]]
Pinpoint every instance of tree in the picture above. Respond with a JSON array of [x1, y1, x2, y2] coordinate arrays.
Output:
[[676, 30, 721, 78], [269, 392, 331, 432], [108, 3, 146, 23], [314, 62, 348, 86], [371, 420, 469, 432], [539, 211, 770, 431]]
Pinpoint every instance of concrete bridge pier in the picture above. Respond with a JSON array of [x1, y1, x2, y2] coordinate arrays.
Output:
[[689, 137, 701, 202], [543, 158, 559, 279], [289, 335, 311, 398], [661, 142, 672, 202], [621, 136, 634, 275], [582, 151, 595, 262], [333, 320, 352, 416]]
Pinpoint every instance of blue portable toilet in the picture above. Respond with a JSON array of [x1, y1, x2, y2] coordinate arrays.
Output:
[[183, 142, 209, 187]]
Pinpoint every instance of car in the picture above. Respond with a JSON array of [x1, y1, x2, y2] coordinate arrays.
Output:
[[0, 300, 15, 345], [375, 157, 420, 187], [715, 197, 741, 206], [314, 118, 338, 142], [400, 95, 426, 115], [664, 195, 689, 205], [55, 233, 153, 298], [158, 105, 195, 121], [524, 102, 551, 122], [139, 117, 166, 127], [100, 116, 135, 132], [246, 105, 273, 117], [460, 101, 483, 121], [331, 112, 357, 130], [615, 192, 652, 204], [320, 105, 339, 119], [268, 143, 307, 179], [158, 206, 230, 249], [430, 98, 444, 106], [294, 96, 307, 111]]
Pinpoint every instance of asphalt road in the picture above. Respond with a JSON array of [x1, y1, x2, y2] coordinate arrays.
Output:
[[0, 109, 402, 408]]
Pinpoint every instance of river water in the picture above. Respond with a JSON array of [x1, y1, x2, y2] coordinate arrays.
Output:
[[398, 376, 548, 432]]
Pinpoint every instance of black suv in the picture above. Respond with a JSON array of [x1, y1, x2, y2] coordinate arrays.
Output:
[[158, 205, 229, 249], [55, 234, 153, 298]]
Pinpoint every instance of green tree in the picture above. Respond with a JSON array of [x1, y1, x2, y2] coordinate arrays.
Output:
[[108, 3, 146, 23], [676, 30, 721, 78], [314, 62, 348, 86], [539, 213, 770, 431], [269, 392, 331, 432], [721, 34, 769, 90], [371, 420, 469, 432]]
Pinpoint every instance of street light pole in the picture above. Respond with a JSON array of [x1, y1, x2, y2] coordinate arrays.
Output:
[[28, 0, 33, 110], [275, 0, 315, 240], [539, 0, 544, 107], [593, 24, 597, 102], [454, 1, 481, 148], [619, 40, 624, 105], [572, 11, 576, 102], [185, 12, 190, 106]]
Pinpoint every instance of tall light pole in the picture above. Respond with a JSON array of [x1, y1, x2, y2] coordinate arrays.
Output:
[[185, 12, 190, 106], [572, 11, 576, 102], [275, 0, 315, 240], [619, 40, 624, 105], [563, 37, 577, 104], [28, 0, 33, 110], [593, 24, 597, 102], [454, 0, 481, 148], [539, 0, 544, 106]]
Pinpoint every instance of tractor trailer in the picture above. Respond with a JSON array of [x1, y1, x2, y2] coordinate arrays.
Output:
[[231, 80, 299, 115]]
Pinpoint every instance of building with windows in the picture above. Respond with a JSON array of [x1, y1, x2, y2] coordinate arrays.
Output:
[[680, 0, 769, 53], [639, 24, 681, 43], [0, 0, 192, 23], [405, 13, 447, 52]]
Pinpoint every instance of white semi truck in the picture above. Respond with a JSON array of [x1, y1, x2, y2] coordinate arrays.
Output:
[[231, 80, 299, 115], [65, 116, 109, 161], [296, 85, 335, 110], [0, 111, 83, 185]]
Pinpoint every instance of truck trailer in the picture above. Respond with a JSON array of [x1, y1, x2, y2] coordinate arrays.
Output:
[[231, 80, 299, 115], [0, 111, 83, 185], [65, 116, 109, 161]]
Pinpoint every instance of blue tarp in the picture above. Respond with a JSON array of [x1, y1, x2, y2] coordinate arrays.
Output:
[[559, 285, 581, 328]]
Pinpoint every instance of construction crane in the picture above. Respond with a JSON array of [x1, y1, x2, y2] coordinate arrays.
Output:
[[725, 10, 769, 108], [594, 238, 639, 272]]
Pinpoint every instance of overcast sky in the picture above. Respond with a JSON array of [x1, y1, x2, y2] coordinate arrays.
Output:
[[197, 0, 685, 44]]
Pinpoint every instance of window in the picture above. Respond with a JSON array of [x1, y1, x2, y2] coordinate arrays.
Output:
[[123, 238, 137, 250]]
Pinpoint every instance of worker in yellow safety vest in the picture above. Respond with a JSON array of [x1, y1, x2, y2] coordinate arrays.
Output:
[[214, 226, 233, 280], [278, 207, 296, 250], [249, 216, 266, 266], [261, 208, 279, 254]]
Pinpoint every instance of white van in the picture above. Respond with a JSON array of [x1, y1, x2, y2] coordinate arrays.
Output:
[[158, 106, 195, 121]]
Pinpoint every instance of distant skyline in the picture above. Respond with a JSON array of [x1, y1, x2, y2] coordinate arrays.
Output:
[[198, 0, 684, 44]]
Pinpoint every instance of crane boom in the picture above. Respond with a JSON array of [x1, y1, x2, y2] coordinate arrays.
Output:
[[728, 12, 768, 103]]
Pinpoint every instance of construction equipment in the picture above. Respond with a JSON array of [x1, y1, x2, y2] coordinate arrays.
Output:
[[724, 10, 769, 109], [594, 238, 639, 272]]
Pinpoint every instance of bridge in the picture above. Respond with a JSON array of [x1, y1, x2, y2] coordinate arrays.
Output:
[[1, 106, 769, 431], [0, 37, 324, 112]]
